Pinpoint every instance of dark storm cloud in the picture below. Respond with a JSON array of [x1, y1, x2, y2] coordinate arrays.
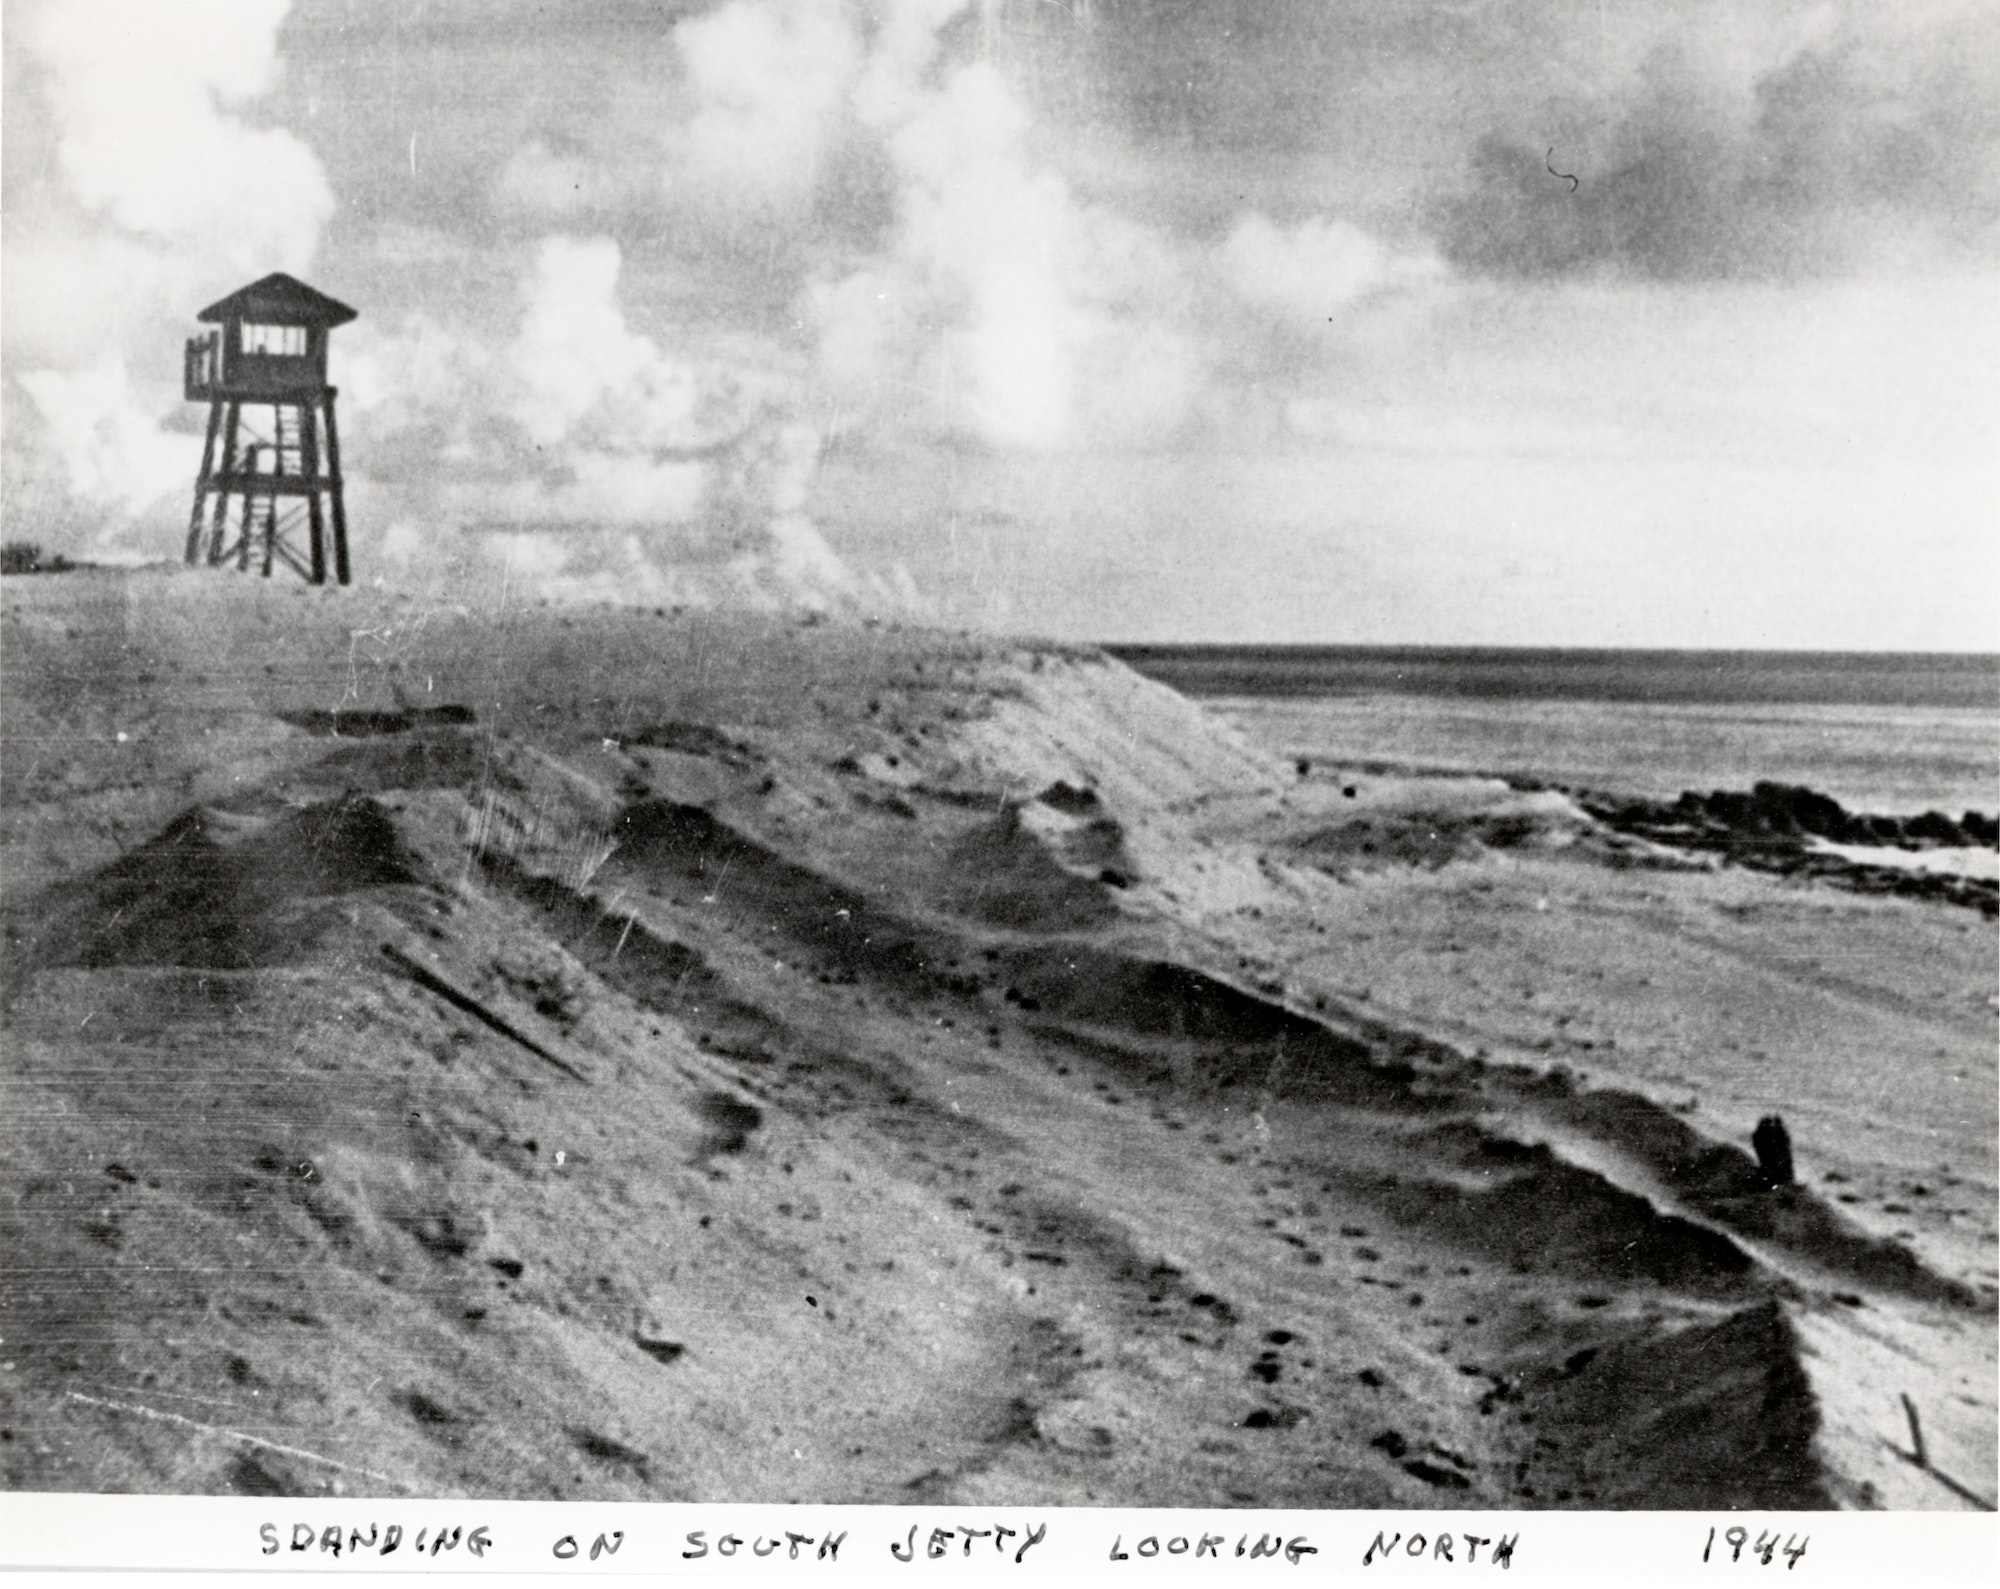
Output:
[[1054, 0, 1544, 226], [1435, 28, 2000, 280], [1053, 0, 1999, 280]]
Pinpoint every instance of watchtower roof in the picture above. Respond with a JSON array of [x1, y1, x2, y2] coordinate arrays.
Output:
[[197, 272, 357, 329]]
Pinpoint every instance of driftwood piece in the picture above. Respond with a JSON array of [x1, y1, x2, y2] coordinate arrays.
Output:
[[381, 941, 586, 1082], [1752, 1114, 1794, 1187]]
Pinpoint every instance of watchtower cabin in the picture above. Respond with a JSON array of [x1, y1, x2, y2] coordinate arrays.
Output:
[[184, 273, 356, 585]]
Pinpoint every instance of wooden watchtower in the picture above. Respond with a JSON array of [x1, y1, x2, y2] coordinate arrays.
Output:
[[185, 273, 356, 585]]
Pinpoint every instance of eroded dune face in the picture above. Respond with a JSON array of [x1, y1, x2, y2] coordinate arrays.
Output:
[[1, 572, 1993, 1509]]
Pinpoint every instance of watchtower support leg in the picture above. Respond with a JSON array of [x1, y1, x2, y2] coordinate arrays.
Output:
[[322, 390, 350, 586], [186, 401, 222, 564], [236, 452, 256, 572], [300, 400, 327, 586], [207, 402, 241, 564]]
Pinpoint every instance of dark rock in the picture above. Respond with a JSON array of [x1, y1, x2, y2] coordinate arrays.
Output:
[[1751, 782, 1857, 841], [1242, 1405, 1307, 1430], [1036, 780, 1102, 815], [1906, 810, 1965, 847], [1585, 780, 1995, 914]]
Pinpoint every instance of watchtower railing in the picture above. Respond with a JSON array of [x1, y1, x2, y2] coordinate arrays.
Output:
[[185, 332, 220, 401], [184, 330, 326, 401]]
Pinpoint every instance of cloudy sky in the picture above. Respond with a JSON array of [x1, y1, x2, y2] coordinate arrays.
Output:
[[5, 0, 1996, 645]]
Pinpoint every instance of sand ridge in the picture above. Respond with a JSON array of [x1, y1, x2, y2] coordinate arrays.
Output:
[[1, 570, 1992, 1508]]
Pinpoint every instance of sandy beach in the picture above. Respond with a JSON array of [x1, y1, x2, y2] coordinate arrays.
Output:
[[1, 570, 1993, 1510]]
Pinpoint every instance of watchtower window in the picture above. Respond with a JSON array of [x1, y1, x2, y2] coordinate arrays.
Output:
[[241, 323, 306, 356]]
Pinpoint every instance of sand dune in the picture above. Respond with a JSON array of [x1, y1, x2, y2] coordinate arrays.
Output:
[[1, 571, 1992, 1509]]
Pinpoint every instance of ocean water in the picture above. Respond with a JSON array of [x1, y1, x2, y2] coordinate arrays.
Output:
[[1108, 647, 2000, 817]]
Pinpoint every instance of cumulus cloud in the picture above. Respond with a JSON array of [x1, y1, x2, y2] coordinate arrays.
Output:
[[2, 0, 892, 611], [4, 0, 334, 549], [1436, 16, 2000, 280], [474, 0, 1442, 469], [0, 0, 1446, 602], [657, 0, 1438, 456], [28, 0, 331, 268], [346, 235, 878, 613], [507, 237, 709, 453], [813, 58, 1085, 449], [673, 0, 865, 221], [759, 8, 1213, 453], [14, 358, 191, 516], [476, 1, 1206, 455], [1224, 213, 1443, 321]]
